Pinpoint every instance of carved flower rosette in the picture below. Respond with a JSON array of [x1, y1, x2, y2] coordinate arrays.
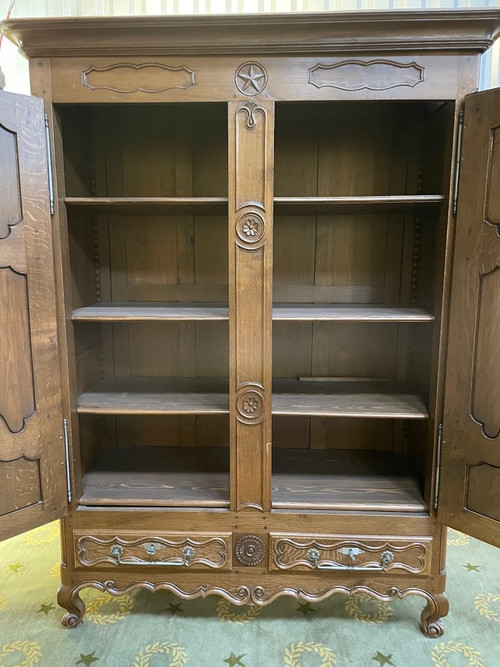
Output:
[[235, 210, 266, 251], [235, 535, 266, 566], [236, 382, 265, 425]]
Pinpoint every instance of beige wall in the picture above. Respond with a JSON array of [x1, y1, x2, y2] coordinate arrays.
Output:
[[0, 0, 499, 92]]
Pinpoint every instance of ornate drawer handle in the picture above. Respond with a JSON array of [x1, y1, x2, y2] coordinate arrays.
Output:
[[306, 548, 394, 571], [109, 544, 195, 566]]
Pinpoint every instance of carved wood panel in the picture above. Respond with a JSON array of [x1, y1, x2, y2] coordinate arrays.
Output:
[[0, 268, 35, 433], [466, 463, 500, 521], [440, 88, 500, 547], [0, 456, 41, 516], [82, 62, 195, 94], [75, 532, 231, 570], [309, 60, 424, 91], [0, 123, 22, 239], [270, 534, 430, 574], [471, 260, 500, 439], [0, 90, 66, 540], [229, 100, 274, 512]]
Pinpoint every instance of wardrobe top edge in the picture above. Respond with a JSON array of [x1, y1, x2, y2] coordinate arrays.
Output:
[[2, 9, 500, 58]]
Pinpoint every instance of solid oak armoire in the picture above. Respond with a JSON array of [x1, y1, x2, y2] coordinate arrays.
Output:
[[1, 10, 500, 636]]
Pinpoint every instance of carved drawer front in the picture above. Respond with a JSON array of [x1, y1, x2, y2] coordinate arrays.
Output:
[[270, 534, 431, 575], [74, 532, 232, 570]]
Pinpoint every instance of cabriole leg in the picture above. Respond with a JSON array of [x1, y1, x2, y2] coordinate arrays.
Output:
[[420, 591, 449, 637], [57, 583, 85, 628]]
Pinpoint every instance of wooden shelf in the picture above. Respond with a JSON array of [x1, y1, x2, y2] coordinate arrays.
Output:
[[80, 447, 230, 508], [72, 302, 230, 321], [77, 378, 229, 415], [77, 377, 427, 419], [274, 195, 445, 215], [273, 380, 428, 419], [272, 304, 434, 322], [72, 302, 433, 322], [65, 196, 228, 216], [79, 446, 424, 511], [272, 448, 426, 512], [64, 195, 442, 217]]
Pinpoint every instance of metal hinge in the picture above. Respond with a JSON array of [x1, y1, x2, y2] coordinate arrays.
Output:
[[44, 113, 55, 215], [63, 418, 72, 503], [433, 423, 443, 510], [452, 108, 464, 216]]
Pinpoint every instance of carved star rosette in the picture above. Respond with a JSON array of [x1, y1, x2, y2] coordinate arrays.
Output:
[[235, 210, 266, 251], [236, 382, 265, 425], [235, 62, 268, 96]]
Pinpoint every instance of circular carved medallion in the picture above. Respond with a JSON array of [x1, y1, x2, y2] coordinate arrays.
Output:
[[236, 212, 265, 247], [235, 535, 266, 566], [236, 387, 265, 424], [235, 62, 268, 96]]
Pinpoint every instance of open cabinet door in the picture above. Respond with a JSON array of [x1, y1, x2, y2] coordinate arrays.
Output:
[[439, 88, 500, 548], [0, 90, 67, 541]]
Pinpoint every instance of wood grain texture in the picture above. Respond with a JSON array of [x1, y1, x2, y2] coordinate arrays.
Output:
[[0, 457, 41, 515]]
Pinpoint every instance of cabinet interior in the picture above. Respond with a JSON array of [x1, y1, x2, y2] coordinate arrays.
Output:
[[58, 100, 454, 512]]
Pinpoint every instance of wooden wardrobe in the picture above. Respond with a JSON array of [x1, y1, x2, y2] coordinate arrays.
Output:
[[1, 10, 500, 635]]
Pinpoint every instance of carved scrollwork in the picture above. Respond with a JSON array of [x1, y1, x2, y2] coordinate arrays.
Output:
[[235, 211, 266, 250], [56, 578, 449, 636], [238, 101, 262, 130], [272, 537, 428, 574], [235, 62, 268, 96], [76, 534, 229, 569], [235, 535, 266, 566], [236, 382, 265, 425]]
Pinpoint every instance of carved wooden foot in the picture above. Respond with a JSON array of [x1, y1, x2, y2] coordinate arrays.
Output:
[[420, 592, 449, 637], [57, 584, 86, 628]]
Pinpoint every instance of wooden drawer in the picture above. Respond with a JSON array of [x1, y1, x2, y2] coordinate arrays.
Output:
[[270, 533, 431, 575], [74, 531, 232, 570]]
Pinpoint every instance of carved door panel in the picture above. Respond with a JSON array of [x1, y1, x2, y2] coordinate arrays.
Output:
[[439, 88, 500, 547], [0, 90, 67, 541]]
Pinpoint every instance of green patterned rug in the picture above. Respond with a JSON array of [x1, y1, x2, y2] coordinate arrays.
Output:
[[1, 523, 499, 666]]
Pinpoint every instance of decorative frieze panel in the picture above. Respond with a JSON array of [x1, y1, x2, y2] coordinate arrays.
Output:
[[309, 60, 424, 91], [82, 62, 195, 94]]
